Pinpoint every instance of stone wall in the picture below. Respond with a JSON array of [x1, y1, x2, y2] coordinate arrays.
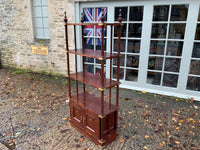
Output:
[[0, 0, 76, 75]]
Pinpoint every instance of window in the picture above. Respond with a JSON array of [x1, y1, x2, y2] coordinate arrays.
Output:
[[113, 6, 144, 82], [83, 7, 107, 74], [187, 6, 200, 92], [147, 4, 188, 88], [32, 0, 49, 39]]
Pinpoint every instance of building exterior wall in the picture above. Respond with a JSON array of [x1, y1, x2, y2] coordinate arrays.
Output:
[[0, 0, 76, 75]]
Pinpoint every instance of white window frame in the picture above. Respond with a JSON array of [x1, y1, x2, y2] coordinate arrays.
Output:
[[32, 0, 50, 39], [76, 0, 200, 101]]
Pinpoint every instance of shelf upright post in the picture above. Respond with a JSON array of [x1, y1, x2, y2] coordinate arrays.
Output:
[[64, 12, 71, 99], [74, 24, 79, 97], [109, 25, 113, 110], [116, 9, 122, 108], [100, 11, 105, 115], [81, 13, 86, 105]]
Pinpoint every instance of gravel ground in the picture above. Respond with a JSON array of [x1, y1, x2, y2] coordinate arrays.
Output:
[[0, 68, 200, 150]]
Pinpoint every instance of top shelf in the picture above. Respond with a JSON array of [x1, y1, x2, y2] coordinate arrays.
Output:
[[66, 49, 120, 60], [64, 23, 122, 26]]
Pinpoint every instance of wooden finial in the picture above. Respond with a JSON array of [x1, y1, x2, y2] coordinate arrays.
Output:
[[118, 9, 122, 23], [64, 11, 67, 23], [81, 13, 84, 23], [100, 8, 105, 23]]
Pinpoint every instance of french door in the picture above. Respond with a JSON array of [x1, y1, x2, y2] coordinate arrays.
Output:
[[77, 0, 200, 100]]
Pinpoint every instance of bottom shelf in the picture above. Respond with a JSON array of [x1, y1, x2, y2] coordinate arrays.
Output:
[[70, 92, 117, 115], [70, 118, 118, 147], [69, 92, 118, 147]]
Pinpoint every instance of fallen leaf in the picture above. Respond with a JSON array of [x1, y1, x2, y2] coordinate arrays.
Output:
[[15, 132, 20, 136], [132, 136, 135, 139], [8, 140, 13, 144], [9, 143, 13, 146], [145, 135, 149, 140], [62, 118, 67, 121], [179, 120, 184, 123], [175, 141, 180, 144]]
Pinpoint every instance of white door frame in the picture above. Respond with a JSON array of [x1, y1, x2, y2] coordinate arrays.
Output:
[[75, 0, 200, 101]]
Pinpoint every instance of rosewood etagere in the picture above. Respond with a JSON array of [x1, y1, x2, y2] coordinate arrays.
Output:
[[64, 10, 122, 147]]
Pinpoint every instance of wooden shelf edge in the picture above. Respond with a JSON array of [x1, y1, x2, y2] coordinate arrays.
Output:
[[66, 72, 120, 90], [70, 92, 117, 115], [66, 49, 120, 60]]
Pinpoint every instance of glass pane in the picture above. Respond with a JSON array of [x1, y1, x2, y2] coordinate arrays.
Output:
[[195, 24, 200, 40], [95, 66, 105, 76], [114, 39, 125, 52], [127, 40, 140, 53], [113, 54, 125, 66], [114, 23, 127, 37], [43, 18, 49, 28], [34, 18, 43, 28], [189, 60, 200, 75], [168, 23, 186, 39], [187, 76, 200, 91], [151, 24, 167, 38], [85, 64, 94, 73], [84, 57, 94, 63], [126, 55, 139, 68], [166, 41, 183, 56], [192, 43, 200, 58], [149, 40, 165, 55], [42, 0, 47, 5], [128, 23, 142, 38], [35, 28, 44, 38], [126, 69, 138, 82], [33, 0, 41, 6], [129, 6, 143, 21], [113, 67, 124, 79], [147, 71, 161, 85], [115, 7, 128, 21], [153, 5, 169, 21], [170, 5, 188, 21], [96, 39, 106, 50], [33, 6, 42, 17], [44, 29, 49, 38], [83, 8, 94, 22], [84, 38, 94, 49], [163, 73, 178, 88], [96, 8, 107, 22], [148, 56, 163, 70], [164, 58, 181, 72], [42, 6, 48, 17], [96, 59, 105, 64]]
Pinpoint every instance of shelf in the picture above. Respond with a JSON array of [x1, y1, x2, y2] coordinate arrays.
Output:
[[70, 92, 117, 115], [66, 49, 120, 60], [66, 71, 120, 90], [64, 23, 122, 26]]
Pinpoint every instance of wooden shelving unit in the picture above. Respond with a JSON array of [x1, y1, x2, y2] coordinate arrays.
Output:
[[64, 10, 122, 147]]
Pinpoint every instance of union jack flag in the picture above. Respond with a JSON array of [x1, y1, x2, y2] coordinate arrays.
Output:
[[83, 8, 107, 45]]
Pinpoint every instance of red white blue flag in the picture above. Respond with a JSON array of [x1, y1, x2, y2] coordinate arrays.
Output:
[[83, 8, 107, 45]]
